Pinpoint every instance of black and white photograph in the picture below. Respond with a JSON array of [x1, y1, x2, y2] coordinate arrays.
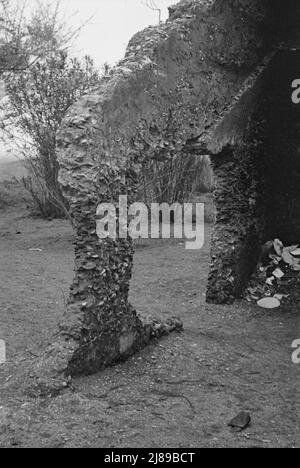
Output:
[[0, 0, 299, 451]]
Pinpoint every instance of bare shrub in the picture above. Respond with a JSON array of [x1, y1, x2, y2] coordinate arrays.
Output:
[[0, 52, 101, 218], [137, 154, 214, 206]]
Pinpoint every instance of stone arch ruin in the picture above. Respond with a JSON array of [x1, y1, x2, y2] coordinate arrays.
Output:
[[30, 0, 300, 394]]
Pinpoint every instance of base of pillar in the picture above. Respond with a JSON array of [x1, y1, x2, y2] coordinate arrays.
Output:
[[24, 312, 183, 398]]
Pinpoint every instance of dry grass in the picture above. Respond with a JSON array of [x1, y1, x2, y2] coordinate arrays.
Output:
[[0, 179, 29, 209], [0, 159, 27, 182], [0, 158, 30, 211]]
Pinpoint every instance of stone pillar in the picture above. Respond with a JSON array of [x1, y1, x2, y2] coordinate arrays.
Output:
[[207, 144, 261, 304]]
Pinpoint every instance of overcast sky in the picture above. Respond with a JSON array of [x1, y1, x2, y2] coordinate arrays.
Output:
[[60, 0, 175, 67]]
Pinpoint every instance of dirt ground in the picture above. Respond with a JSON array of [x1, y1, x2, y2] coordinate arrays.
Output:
[[0, 206, 299, 448]]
